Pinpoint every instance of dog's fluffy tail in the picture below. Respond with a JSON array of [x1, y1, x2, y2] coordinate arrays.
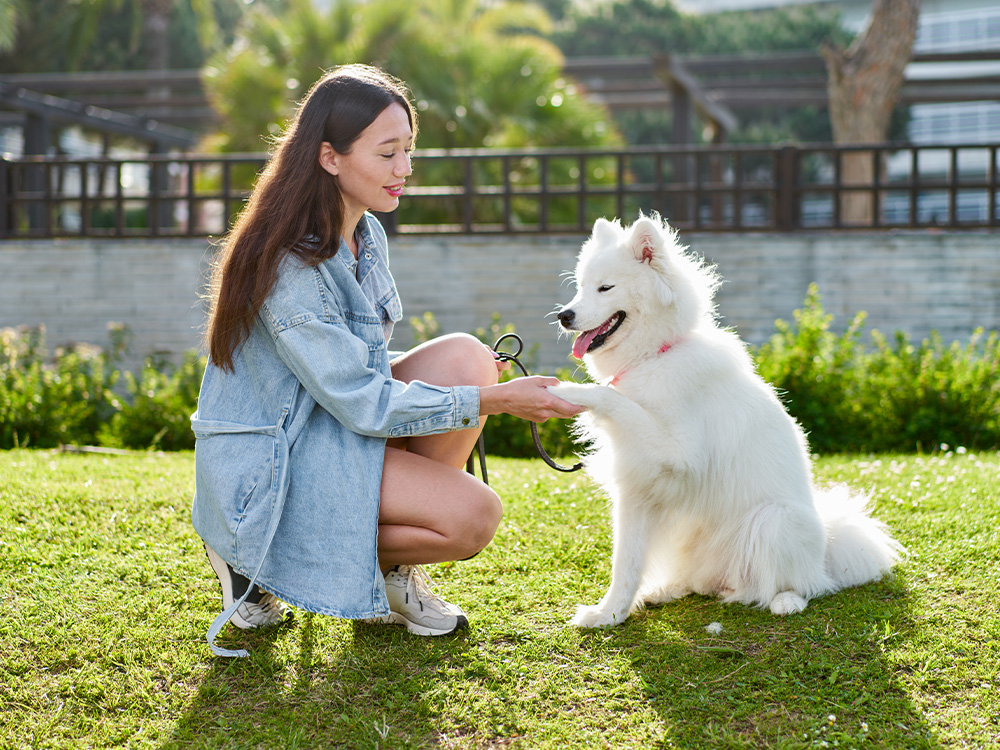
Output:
[[815, 484, 904, 590]]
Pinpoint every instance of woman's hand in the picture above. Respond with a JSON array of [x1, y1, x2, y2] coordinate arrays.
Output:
[[479, 376, 586, 423], [487, 345, 512, 375]]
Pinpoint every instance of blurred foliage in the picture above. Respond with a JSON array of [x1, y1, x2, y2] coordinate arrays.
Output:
[[0, 325, 118, 448], [202, 0, 619, 153], [0, 0, 246, 73], [0, 325, 202, 450], [552, 0, 852, 58], [0, 0, 907, 146], [200, 0, 622, 225]]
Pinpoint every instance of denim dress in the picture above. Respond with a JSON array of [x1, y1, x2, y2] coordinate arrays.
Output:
[[191, 214, 480, 656]]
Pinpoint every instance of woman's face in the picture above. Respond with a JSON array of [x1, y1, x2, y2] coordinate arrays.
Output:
[[320, 103, 413, 225]]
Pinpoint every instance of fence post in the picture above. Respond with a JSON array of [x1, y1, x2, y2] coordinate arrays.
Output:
[[776, 145, 798, 230], [463, 158, 474, 233], [0, 158, 7, 239], [991, 145, 998, 228]]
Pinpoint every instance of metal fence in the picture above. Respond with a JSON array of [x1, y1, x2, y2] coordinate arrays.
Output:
[[1, 142, 998, 239]]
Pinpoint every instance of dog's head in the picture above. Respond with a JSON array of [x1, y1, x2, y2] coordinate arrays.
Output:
[[557, 213, 719, 378]]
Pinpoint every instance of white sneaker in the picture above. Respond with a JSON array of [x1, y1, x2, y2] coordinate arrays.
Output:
[[367, 565, 468, 636], [205, 544, 289, 630]]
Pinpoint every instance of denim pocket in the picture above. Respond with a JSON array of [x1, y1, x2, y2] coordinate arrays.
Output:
[[377, 287, 403, 328], [194, 431, 274, 535]]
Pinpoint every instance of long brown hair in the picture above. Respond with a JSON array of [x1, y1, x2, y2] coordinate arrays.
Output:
[[206, 64, 417, 372]]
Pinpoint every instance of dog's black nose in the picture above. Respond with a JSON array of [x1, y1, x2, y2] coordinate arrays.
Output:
[[557, 309, 575, 328]]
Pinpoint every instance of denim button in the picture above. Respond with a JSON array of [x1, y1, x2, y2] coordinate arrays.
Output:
[[462, 417, 470, 425]]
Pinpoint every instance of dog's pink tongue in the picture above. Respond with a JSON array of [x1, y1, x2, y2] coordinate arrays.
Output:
[[572, 330, 597, 360]]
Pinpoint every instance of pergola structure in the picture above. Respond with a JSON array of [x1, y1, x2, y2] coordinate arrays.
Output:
[[0, 73, 200, 156], [565, 48, 1000, 121], [2, 49, 998, 156]]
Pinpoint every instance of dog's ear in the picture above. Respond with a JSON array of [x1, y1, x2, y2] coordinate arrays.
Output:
[[627, 216, 663, 265], [591, 217, 621, 246]]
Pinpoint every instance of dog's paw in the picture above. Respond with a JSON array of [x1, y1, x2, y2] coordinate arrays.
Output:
[[571, 604, 628, 629], [769, 590, 808, 615], [548, 382, 608, 409]]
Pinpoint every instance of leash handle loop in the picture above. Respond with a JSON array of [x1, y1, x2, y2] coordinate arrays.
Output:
[[492, 334, 583, 474]]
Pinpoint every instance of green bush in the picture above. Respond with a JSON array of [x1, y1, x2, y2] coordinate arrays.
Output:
[[753, 284, 1000, 453], [98, 351, 205, 451], [3, 292, 998, 456], [754, 284, 870, 453], [0, 326, 117, 448], [858, 328, 1000, 452], [0, 326, 201, 451]]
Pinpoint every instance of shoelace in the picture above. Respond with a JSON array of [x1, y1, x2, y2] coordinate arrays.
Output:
[[240, 593, 280, 617], [401, 565, 437, 612]]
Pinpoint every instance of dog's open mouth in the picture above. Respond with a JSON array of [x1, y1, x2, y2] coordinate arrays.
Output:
[[571, 312, 626, 359]]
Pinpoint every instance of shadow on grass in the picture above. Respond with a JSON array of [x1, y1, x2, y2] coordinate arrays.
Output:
[[161, 574, 938, 748], [575, 571, 941, 749], [163, 612, 474, 749]]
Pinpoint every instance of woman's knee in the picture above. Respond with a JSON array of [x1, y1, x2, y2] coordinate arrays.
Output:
[[432, 333, 500, 388], [392, 332, 499, 389], [457, 485, 503, 558]]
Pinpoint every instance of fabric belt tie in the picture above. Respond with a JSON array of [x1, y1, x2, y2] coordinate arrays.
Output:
[[193, 415, 291, 658]]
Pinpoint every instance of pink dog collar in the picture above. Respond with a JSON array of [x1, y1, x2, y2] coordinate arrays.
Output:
[[609, 342, 674, 387]]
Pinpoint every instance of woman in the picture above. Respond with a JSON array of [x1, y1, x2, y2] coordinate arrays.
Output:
[[192, 64, 582, 656]]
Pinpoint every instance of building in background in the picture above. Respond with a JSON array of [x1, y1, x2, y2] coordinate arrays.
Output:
[[675, 0, 1000, 146]]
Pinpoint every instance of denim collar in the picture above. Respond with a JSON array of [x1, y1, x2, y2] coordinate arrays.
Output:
[[336, 215, 378, 282]]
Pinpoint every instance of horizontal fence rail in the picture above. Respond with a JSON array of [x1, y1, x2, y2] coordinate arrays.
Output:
[[1, 142, 998, 239]]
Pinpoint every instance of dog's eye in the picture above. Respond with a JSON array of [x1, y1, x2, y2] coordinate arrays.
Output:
[[598, 285, 614, 293]]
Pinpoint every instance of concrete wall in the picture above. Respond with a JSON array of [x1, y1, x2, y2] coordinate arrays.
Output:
[[1, 238, 213, 374], [2, 231, 998, 374]]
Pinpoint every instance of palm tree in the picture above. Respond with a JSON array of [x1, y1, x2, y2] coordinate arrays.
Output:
[[0, 0, 23, 52], [71, 0, 219, 73], [204, 0, 619, 152]]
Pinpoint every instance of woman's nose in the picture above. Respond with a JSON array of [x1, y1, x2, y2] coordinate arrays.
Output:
[[395, 152, 412, 177]]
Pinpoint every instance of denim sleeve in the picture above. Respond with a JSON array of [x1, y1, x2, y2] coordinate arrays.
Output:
[[269, 313, 481, 439]]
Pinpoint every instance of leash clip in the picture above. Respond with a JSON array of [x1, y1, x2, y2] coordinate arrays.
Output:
[[493, 333, 583, 475]]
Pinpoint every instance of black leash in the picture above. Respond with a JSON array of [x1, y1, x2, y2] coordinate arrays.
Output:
[[467, 334, 583, 485]]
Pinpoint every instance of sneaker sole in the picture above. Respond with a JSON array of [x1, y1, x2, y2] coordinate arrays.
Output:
[[204, 545, 259, 631], [370, 611, 469, 637]]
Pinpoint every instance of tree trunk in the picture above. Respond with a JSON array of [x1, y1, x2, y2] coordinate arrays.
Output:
[[142, 0, 174, 99], [821, 0, 920, 225]]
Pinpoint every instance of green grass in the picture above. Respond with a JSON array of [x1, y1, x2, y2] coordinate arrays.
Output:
[[1, 448, 998, 749]]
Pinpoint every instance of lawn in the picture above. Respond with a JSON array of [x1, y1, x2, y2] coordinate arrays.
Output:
[[1, 448, 998, 749]]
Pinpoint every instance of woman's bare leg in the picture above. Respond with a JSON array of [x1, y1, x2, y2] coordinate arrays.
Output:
[[377, 447, 502, 566], [387, 332, 499, 468], [378, 333, 502, 566]]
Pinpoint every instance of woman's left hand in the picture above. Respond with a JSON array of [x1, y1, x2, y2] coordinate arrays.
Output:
[[487, 345, 511, 374]]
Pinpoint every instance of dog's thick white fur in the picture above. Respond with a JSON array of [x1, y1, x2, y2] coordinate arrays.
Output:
[[549, 214, 902, 629]]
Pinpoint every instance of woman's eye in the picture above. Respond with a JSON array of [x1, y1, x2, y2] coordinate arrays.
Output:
[[598, 285, 614, 293]]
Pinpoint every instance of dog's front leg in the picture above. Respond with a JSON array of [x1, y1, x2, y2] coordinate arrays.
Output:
[[572, 496, 650, 628], [547, 382, 614, 411], [549, 382, 688, 472], [548, 382, 654, 434]]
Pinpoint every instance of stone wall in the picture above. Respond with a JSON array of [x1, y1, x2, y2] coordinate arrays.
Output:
[[2, 230, 997, 374], [2, 238, 213, 374]]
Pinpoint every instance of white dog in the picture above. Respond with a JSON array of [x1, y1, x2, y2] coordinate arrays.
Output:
[[548, 214, 902, 629]]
